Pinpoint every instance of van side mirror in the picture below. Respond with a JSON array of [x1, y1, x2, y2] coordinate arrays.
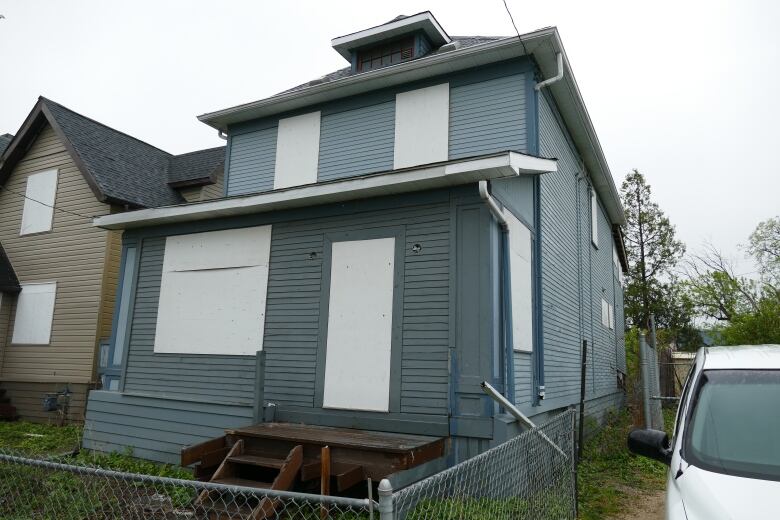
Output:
[[627, 428, 671, 465]]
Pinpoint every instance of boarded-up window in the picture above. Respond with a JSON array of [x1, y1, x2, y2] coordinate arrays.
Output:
[[12, 282, 57, 345], [608, 303, 615, 330], [154, 226, 272, 356], [591, 189, 599, 247], [274, 111, 321, 190], [20, 169, 58, 235], [601, 298, 610, 328], [506, 214, 534, 352], [323, 238, 396, 412], [393, 83, 449, 169]]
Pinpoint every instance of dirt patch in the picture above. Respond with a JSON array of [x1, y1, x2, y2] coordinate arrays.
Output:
[[609, 490, 664, 520]]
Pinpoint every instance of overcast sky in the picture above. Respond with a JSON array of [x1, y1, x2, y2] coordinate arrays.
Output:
[[0, 0, 776, 270]]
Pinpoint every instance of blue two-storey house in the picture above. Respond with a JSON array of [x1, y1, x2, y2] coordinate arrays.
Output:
[[83, 12, 628, 488]]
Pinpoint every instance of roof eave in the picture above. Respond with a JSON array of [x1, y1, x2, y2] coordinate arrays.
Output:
[[197, 28, 555, 130], [197, 26, 626, 227], [94, 151, 557, 230]]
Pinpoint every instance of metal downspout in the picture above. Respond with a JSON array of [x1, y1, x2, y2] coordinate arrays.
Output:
[[534, 53, 564, 91], [478, 181, 515, 404]]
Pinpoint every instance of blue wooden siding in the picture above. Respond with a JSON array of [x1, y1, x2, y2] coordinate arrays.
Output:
[[226, 126, 277, 196], [317, 101, 395, 182], [83, 391, 253, 464], [537, 92, 623, 408], [121, 237, 257, 404], [448, 73, 527, 159], [224, 61, 532, 196], [264, 196, 453, 419]]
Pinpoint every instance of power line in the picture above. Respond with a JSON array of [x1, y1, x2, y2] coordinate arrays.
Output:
[[502, 0, 529, 56], [0, 184, 96, 221]]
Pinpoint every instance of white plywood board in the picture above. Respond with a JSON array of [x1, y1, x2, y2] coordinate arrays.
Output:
[[163, 226, 272, 272], [154, 226, 272, 356], [506, 214, 534, 352], [274, 111, 321, 190], [393, 83, 449, 169], [11, 282, 57, 345], [154, 265, 269, 355], [323, 238, 396, 412], [591, 191, 599, 246], [20, 169, 57, 235], [601, 298, 610, 328]]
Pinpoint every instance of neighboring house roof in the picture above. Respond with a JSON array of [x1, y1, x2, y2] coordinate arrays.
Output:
[[197, 26, 626, 228], [0, 134, 12, 156], [0, 98, 225, 208], [167, 146, 225, 188], [0, 242, 20, 294]]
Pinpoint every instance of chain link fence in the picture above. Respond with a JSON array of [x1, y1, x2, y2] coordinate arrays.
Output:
[[0, 411, 576, 519], [0, 451, 375, 519], [386, 409, 576, 520], [638, 332, 665, 430]]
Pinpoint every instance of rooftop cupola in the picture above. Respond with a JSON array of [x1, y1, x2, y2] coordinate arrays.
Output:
[[331, 11, 451, 74]]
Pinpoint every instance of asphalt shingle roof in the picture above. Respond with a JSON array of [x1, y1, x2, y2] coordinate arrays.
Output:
[[0, 242, 20, 293], [43, 99, 183, 207], [167, 146, 225, 186], [0, 134, 12, 156], [278, 36, 506, 96], [1, 99, 225, 208]]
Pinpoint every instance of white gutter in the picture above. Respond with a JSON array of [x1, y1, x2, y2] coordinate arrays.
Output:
[[195, 26, 625, 226], [94, 152, 557, 230], [535, 52, 563, 90], [478, 180, 506, 228]]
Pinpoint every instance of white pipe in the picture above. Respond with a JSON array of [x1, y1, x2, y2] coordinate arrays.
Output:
[[478, 180, 507, 228], [217, 129, 228, 140], [534, 52, 564, 91], [481, 381, 534, 428], [481, 381, 568, 458]]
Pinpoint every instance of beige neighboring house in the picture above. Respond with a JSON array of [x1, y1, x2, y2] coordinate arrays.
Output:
[[0, 97, 225, 422]]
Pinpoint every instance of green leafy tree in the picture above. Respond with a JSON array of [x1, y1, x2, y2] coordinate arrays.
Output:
[[747, 216, 780, 284], [684, 228, 780, 345], [620, 170, 686, 330]]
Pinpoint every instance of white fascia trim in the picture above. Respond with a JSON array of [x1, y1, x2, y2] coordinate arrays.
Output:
[[331, 12, 451, 60], [94, 152, 557, 230]]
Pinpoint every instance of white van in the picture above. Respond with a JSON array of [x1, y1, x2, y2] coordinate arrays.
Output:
[[628, 345, 780, 520]]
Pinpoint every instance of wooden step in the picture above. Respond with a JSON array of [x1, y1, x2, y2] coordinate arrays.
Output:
[[226, 454, 286, 469], [212, 477, 272, 489]]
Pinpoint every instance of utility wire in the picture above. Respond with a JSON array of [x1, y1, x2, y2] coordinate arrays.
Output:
[[0, 184, 96, 221], [502, 0, 529, 56]]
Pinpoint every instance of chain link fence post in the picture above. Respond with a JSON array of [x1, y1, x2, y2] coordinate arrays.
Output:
[[378, 478, 394, 520]]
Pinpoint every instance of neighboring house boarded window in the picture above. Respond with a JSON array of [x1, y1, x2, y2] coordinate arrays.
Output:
[[274, 111, 321, 190], [12, 282, 57, 345], [591, 189, 598, 247], [153, 226, 272, 356], [393, 83, 449, 169], [506, 213, 534, 352], [20, 169, 58, 235]]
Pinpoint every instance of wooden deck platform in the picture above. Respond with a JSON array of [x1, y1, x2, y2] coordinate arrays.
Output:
[[183, 422, 447, 491], [227, 422, 443, 453]]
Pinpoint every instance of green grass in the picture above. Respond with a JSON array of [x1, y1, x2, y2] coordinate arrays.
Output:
[[0, 421, 197, 519], [0, 420, 82, 455], [577, 407, 676, 519]]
